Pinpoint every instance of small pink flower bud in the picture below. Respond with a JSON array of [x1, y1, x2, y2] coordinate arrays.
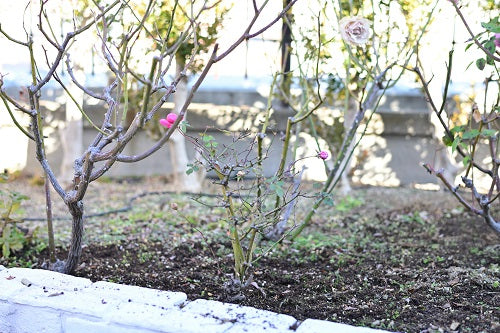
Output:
[[318, 151, 329, 160], [495, 33, 500, 49], [166, 113, 178, 124], [159, 118, 170, 128]]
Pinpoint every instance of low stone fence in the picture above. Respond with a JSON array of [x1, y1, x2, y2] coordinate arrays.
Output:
[[0, 265, 388, 333]]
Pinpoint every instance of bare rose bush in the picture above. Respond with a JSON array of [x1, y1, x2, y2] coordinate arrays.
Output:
[[0, 0, 497, 297]]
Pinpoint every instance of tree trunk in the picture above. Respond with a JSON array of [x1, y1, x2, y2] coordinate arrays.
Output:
[[169, 54, 203, 192], [62, 200, 84, 274]]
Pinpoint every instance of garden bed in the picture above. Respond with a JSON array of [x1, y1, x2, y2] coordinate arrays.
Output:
[[2, 176, 499, 332]]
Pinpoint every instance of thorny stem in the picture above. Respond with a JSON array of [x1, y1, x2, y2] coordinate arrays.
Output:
[[464, 120, 484, 178], [290, 68, 390, 241], [450, 1, 500, 62], [271, 117, 294, 216], [257, 74, 277, 203], [44, 175, 56, 263], [214, 166, 247, 282], [463, 175, 499, 234], [410, 66, 492, 177]]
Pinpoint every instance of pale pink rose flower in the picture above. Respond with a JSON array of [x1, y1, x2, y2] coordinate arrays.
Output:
[[495, 33, 500, 48], [339, 16, 371, 46]]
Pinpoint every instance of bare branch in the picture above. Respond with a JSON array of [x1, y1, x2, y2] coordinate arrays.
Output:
[[423, 164, 482, 214], [115, 44, 218, 163], [216, 0, 299, 62], [32, 1, 122, 94], [0, 88, 31, 114], [450, 1, 500, 62], [38, 1, 60, 49], [409, 65, 493, 177], [0, 23, 29, 46], [65, 55, 106, 101], [0, 93, 34, 140]]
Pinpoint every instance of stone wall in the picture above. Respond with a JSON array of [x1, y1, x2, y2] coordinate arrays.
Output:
[[1, 80, 448, 186]]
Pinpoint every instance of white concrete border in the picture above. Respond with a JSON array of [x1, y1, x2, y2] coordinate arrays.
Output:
[[0, 266, 392, 333]]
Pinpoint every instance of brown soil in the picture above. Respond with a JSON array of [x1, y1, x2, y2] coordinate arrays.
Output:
[[2, 177, 499, 332]]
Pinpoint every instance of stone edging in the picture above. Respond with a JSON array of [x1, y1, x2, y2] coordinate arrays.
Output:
[[0, 265, 392, 333]]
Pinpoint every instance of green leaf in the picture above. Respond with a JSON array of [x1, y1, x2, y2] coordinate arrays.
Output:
[[0, 173, 8, 182], [201, 134, 218, 148], [321, 192, 335, 207], [442, 135, 454, 147], [476, 58, 486, 70], [485, 40, 496, 53], [462, 129, 480, 140], [179, 120, 190, 133], [462, 156, 471, 168], [312, 182, 323, 189], [11, 202, 21, 214], [2, 243, 10, 259], [451, 136, 461, 153], [481, 129, 498, 138], [451, 125, 465, 135], [481, 17, 500, 33], [269, 181, 284, 198], [202, 134, 214, 142], [186, 163, 199, 175]]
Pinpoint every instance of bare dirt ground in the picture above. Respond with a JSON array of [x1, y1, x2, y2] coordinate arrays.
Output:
[[2, 176, 499, 332]]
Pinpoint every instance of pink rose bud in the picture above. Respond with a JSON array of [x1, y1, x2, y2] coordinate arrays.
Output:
[[159, 118, 170, 128], [166, 113, 178, 124], [495, 33, 500, 48], [318, 151, 329, 160]]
